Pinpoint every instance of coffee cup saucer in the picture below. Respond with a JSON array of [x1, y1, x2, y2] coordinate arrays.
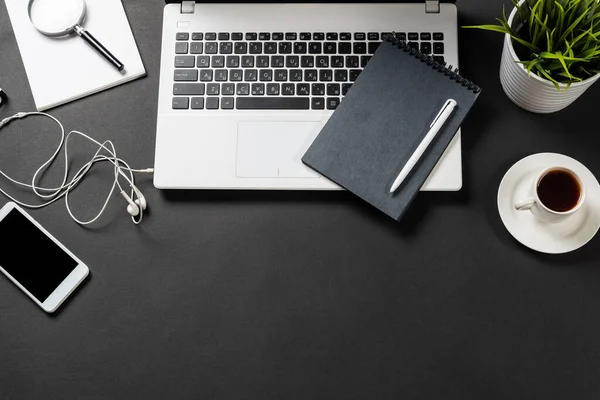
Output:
[[497, 153, 600, 254]]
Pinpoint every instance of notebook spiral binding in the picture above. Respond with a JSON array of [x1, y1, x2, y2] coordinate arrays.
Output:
[[385, 32, 482, 94]]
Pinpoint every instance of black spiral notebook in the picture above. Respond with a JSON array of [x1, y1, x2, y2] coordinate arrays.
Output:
[[302, 35, 482, 221]]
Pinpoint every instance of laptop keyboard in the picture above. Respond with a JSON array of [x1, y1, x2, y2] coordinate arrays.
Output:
[[172, 31, 446, 110]]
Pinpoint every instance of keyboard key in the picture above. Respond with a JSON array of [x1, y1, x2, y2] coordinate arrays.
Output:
[[249, 42, 263, 54], [286, 56, 299, 68], [197, 55, 210, 68], [173, 83, 205, 95], [211, 56, 225, 67], [236, 98, 309, 110], [433, 56, 445, 64], [175, 42, 188, 54], [289, 69, 303, 81], [259, 32, 271, 40], [175, 56, 195, 68], [191, 97, 204, 109], [301, 56, 314, 67], [311, 97, 325, 110], [232, 32, 243, 41], [396, 32, 407, 41], [286, 33, 297, 40], [236, 83, 250, 95], [252, 83, 265, 96], [433, 32, 444, 41], [342, 83, 353, 95], [421, 42, 432, 54], [264, 42, 277, 54], [324, 42, 336, 54], [300, 32, 311, 40], [274, 69, 288, 81], [327, 97, 340, 110], [222, 83, 235, 95], [246, 33, 257, 40], [219, 42, 233, 54], [221, 97, 234, 109], [408, 32, 418, 40], [326, 33, 338, 40], [308, 42, 322, 54], [334, 70, 347, 82], [215, 69, 228, 81], [368, 42, 380, 54], [349, 69, 361, 81], [312, 83, 325, 96], [354, 32, 366, 40], [230, 69, 243, 81], [353, 42, 366, 54], [331, 56, 344, 68], [434, 42, 444, 54], [271, 56, 284, 67], [408, 42, 419, 50], [234, 42, 248, 54], [340, 32, 352, 41], [361, 56, 371, 67], [206, 83, 220, 95], [176, 32, 189, 41], [305, 70, 318, 81], [226, 55, 240, 68], [244, 69, 258, 81], [256, 56, 269, 67], [420, 32, 431, 41], [327, 83, 340, 95], [190, 42, 203, 54], [346, 56, 359, 68], [241, 56, 254, 67], [294, 42, 307, 54], [205, 33, 217, 40], [281, 83, 295, 95], [206, 97, 219, 109], [172, 97, 189, 109], [368, 32, 379, 41], [313, 32, 325, 40], [279, 42, 292, 54], [192, 32, 203, 41], [205, 42, 218, 54], [199, 69, 213, 81], [297, 83, 310, 96], [272, 32, 284, 40], [266, 83, 280, 95], [338, 43, 352, 54], [218, 32, 230, 40], [316, 56, 329, 68], [174, 69, 198, 81], [259, 69, 273, 81]]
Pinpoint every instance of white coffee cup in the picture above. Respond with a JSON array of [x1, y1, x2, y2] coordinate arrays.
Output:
[[515, 167, 586, 224]]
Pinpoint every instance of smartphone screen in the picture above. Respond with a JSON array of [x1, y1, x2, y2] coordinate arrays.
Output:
[[0, 208, 78, 302]]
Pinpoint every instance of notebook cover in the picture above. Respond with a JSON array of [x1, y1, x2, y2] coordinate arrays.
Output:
[[302, 39, 480, 221]]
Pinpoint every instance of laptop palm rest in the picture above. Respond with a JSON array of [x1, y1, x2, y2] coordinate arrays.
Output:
[[236, 121, 322, 178]]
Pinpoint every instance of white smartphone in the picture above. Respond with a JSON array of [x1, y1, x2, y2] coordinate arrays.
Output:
[[0, 202, 89, 313]]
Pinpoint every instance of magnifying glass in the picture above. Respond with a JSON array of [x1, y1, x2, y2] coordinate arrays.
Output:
[[27, 0, 125, 72]]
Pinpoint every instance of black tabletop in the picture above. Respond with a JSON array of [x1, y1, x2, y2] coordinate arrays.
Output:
[[1, 1, 600, 399]]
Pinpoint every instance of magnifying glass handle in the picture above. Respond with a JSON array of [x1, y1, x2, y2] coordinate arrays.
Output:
[[74, 26, 124, 72]]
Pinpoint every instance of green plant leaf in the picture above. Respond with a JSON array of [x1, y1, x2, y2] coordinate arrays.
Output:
[[534, 63, 563, 90]]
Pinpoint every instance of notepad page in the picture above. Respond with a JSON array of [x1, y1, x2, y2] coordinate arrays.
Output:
[[4, 0, 146, 111]]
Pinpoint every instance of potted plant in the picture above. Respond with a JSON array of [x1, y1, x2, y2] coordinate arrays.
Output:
[[465, 0, 600, 113]]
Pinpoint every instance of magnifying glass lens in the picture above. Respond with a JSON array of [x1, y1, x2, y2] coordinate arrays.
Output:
[[30, 0, 84, 35]]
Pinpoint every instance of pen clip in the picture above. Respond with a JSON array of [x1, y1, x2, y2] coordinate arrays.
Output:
[[430, 99, 457, 128]]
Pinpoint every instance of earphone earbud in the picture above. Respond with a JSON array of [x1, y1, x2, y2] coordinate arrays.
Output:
[[120, 190, 140, 217], [132, 186, 147, 210]]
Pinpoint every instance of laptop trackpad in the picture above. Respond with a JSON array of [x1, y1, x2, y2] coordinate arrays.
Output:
[[236, 121, 322, 178]]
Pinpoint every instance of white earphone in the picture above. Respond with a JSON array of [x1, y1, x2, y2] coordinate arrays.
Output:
[[0, 111, 153, 225]]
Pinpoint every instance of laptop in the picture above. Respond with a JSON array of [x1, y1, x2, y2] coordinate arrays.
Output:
[[154, 0, 462, 191]]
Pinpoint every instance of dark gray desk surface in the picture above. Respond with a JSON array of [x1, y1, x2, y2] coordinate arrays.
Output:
[[1, 1, 600, 399]]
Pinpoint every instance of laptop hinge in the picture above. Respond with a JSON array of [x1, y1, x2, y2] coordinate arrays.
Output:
[[181, 1, 195, 14], [425, 0, 440, 13]]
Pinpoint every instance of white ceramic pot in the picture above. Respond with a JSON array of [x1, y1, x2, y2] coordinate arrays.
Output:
[[499, 4, 600, 113]]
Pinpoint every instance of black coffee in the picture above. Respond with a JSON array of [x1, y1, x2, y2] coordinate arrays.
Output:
[[537, 170, 581, 212]]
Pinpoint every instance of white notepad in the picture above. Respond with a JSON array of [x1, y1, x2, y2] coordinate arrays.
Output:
[[4, 0, 146, 111]]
